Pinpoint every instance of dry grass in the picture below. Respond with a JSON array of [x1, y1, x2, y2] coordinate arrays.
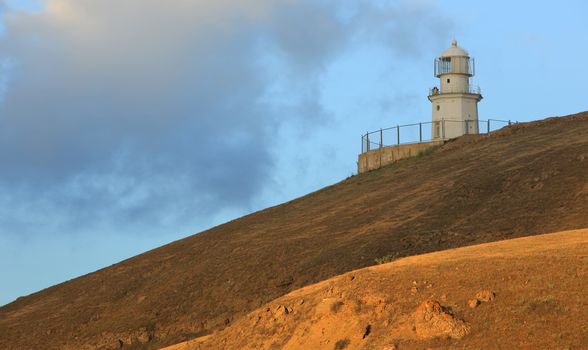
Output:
[[334, 338, 350, 350], [2, 112, 588, 349]]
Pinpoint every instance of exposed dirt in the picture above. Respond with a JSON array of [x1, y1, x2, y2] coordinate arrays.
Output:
[[165, 228, 588, 350], [1, 112, 588, 349]]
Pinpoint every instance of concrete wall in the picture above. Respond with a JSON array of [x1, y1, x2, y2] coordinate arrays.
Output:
[[440, 73, 469, 94], [357, 140, 444, 174]]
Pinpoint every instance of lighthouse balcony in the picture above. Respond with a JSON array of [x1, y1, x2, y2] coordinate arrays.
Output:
[[429, 86, 482, 97]]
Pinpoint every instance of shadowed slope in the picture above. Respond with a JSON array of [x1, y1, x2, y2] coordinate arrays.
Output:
[[1, 112, 588, 349]]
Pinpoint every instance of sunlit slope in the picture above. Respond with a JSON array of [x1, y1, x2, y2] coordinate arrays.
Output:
[[1, 112, 588, 350], [168, 228, 588, 350]]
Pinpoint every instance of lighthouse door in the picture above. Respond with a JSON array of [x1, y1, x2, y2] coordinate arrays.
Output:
[[464, 118, 476, 135]]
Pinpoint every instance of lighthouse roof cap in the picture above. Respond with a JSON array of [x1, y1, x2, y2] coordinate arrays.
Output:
[[440, 39, 469, 57]]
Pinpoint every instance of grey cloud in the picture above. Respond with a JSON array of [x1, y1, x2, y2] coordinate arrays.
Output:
[[265, 1, 347, 71], [0, 0, 452, 238], [351, 1, 454, 58]]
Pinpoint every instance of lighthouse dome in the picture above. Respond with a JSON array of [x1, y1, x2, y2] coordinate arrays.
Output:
[[440, 39, 469, 57]]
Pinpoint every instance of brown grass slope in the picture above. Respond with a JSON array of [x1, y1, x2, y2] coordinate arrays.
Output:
[[166, 228, 588, 350], [1, 112, 588, 349]]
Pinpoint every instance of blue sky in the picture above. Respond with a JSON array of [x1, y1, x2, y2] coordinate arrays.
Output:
[[0, 0, 587, 306]]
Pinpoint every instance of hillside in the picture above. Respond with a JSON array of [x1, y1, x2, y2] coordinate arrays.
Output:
[[1, 112, 588, 349], [163, 228, 588, 350]]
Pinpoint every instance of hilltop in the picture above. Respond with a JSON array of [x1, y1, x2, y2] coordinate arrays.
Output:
[[1, 111, 588, 349]]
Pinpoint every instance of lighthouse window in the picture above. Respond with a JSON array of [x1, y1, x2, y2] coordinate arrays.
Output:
[[440, 57, 451, 73], [447, 78, 450, 83], [436, 105, 440, 111]]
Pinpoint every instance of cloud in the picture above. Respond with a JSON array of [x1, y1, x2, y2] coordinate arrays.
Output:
[[0, 0, 453, 238]]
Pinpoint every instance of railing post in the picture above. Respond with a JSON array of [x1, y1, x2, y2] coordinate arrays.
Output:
[[419, 122, 422, 143], [508, 120, 512, 126], [379, 128, 383, 148], [366, 132, 370, 152], [487, 119, 490, 134], [362, 134, 365, 153], [397, 125, 400, 145]]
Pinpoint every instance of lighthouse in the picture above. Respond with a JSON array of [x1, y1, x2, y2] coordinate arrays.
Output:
[[428, 40, 482, 140]]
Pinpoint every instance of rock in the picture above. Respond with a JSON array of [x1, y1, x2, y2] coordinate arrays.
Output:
[[468, 299, 480, 309], [476, 290, 495, 302], [274, 305, 290, 316], [411, 286, 419, 294], [414, 300, 470, 339]]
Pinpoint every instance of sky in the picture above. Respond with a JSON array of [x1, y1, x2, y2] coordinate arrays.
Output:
[[0, 0, 587, 306]]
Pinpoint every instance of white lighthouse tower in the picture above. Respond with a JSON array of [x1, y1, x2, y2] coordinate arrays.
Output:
[[428, 40, 482, 140]]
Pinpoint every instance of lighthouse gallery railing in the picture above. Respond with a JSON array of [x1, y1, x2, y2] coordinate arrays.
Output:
[[361, 119, 513, 154]]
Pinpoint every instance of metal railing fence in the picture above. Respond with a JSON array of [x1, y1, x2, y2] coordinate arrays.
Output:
[[361, 119, 513, 154], [429, 85, 482, 96]]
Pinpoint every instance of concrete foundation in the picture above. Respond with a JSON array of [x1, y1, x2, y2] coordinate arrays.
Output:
[[357, 140, 443, 174]]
